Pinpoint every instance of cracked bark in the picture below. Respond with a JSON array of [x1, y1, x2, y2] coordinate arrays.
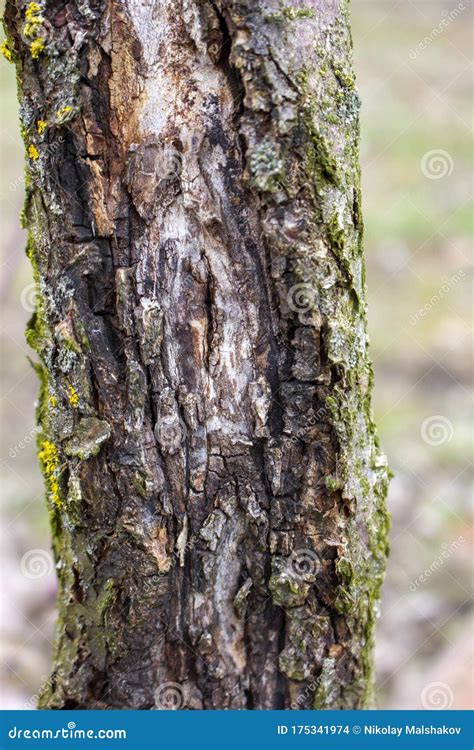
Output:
[[5, 0, 390, 710]]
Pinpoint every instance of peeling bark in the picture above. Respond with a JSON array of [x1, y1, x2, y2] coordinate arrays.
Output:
[[4, 0, 390, 710]]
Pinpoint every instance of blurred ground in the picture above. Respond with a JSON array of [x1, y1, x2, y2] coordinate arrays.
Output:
[[353, 0, 473, 710], [0, 0, 472, 710]]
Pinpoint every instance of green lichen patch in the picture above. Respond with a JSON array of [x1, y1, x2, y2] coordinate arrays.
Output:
[[269, 557, 310, 608], [266, 5, 316, 23], [282, 6, 315, 21]]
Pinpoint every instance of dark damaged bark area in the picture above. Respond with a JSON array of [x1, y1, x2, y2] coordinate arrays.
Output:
[[4, 0, 389, 709]]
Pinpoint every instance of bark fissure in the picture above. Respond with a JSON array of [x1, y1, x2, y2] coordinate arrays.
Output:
[[4, 0, 389, 710]]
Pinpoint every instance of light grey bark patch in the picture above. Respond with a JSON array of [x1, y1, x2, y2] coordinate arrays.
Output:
[[64, 418, 111, 459]]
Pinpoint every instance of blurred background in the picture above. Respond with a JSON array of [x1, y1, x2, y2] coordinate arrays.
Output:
[[0, 0, 472, 710]]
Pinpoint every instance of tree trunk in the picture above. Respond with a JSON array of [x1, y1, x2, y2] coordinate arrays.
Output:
[[4, 0, 389, 710]]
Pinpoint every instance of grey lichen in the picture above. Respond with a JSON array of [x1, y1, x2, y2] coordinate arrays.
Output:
[[248, 138, 285, 193], [313, 656, 340, 709], [134, 298, 163, 364], [64, 417, 111, 460], [233, 578, 253, 618]]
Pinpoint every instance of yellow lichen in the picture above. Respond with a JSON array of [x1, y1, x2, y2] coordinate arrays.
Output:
[[38, 440, 58, 475], [38, 439, 61, 507], [55, 105, 73, 122], [28, 144, 40, 161], [25, 2, 43, 22], [23, 23, 38, 38], [23, 3, 45, 45], [68, 385, 79, 408], [49, 394, 57, 407], [30, 38, 45, 59], [37, 119, 47, 134], [1, 41, 13, 63]]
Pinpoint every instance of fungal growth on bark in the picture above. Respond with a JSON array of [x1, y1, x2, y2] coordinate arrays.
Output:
[[4, 0, 389, 709]]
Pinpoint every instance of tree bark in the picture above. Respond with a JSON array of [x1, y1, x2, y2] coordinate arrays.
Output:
[[4, 0, 389, 710]]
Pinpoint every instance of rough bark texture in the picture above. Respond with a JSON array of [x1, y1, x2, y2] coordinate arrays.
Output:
[[4, 0, 390, 710]]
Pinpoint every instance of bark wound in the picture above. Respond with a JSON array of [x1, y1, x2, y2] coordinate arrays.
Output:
[[5, 0, 389, 709]]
